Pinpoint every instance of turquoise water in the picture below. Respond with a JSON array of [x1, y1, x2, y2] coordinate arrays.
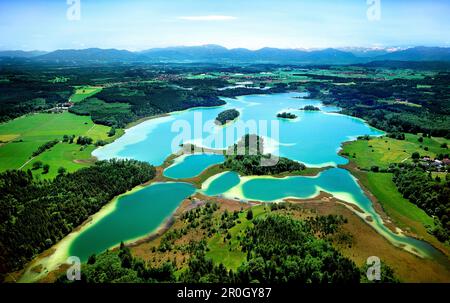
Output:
[[93, 92, 382, 167], [69, 182, 195, 261], [163, 154, 225, 179], [202, 171, 241, 196], [201, 169, 448, 262]]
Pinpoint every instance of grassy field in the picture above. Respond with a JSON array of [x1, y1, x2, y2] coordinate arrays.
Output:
[[342, 134, 449, 169], [0, 112, 122, 178], [69, 85, 103, 103], [350, 171, 449, 253]]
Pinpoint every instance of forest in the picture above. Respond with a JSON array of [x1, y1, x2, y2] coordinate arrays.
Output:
[[0, 159, 155, 278], [391, 164, 450, 243], [304, 71, 450, 137], [0, 77, 71, 123]]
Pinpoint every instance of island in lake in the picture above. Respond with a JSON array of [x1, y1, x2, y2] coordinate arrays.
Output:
[[277, 112, 297, 119], [300, 105, 320, 111], [215, 109, 240, 125]]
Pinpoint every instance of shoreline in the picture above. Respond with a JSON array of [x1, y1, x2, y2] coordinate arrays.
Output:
[[339, 153, 450, 260]]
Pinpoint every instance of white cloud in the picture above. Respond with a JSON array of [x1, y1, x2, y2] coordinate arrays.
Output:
[[178, 15, 237, 21]]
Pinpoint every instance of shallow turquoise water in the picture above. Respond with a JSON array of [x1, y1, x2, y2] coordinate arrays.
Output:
[[202, 171, 241, 197], [69, 182, 195, 261], [163, 154, 225, 179]]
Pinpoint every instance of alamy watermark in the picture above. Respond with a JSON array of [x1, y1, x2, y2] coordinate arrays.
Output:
[[366, 256, 381, 281], [66, 256, 81, 281], [367, 0, 381, 21], [67, 0, 81, 21]]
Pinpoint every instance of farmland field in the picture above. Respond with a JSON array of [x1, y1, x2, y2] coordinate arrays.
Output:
[[0, 112, 121, 177], [342, 134, 449, 170]]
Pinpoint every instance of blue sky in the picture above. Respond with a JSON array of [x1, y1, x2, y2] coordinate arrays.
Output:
[[0, 0, 449, 51]]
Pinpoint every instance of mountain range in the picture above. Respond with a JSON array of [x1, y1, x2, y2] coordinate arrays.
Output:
[[1, 45, 450, 65]]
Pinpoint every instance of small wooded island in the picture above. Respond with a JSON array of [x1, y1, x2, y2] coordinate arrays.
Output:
[[300, 105, 320, 111], [224, 134, 306, 175], [215, 109, 240, 125], [277, 112, 297, 119]]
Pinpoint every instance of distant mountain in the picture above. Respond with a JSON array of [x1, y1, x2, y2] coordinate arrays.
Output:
[[36, 48, 143, 62], [140, 44, 231, 61], [339, 47, 394, 58], [375, 46, 450, 62], [139, 45, 359, 64], [7, 45, 448, 64], [0, 50, 47, 58]]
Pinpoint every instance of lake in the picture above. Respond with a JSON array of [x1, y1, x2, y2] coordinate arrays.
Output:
[[69, 182, 195, 261], [163, 153, 225, 179], [93, 92, 381, 167]]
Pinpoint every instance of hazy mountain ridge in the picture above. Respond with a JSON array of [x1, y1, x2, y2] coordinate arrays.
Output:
[[1, 45, 449, 64]]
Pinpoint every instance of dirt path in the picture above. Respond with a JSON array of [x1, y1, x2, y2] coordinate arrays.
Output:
[[18, 156, 35, 169]]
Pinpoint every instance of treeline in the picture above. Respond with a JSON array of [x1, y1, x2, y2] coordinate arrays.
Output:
[[32, 139, 59, 157], [70, 81, 290, 128], [69, 98, 136, 128], [215, 109, 239, 125], [0, 159, 156, 277], [304, 71, 450, 137], [391, 164, 450, 243], [0, 77, 72, 123], [83, 84, 225, 127], [300, 105, 320, 111], [223, 155, 305, 176]]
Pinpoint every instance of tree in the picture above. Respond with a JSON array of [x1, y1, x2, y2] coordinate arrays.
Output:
[[87, 254, 96, 265], [76, 136, 93, 145], [411, 152, 420, 160], [418, 137, 423, 143], [246, 209, 254, 220], [108, 127, 116, 137], [57, 167, 66, 175], [32, 161, 43, 170], [42, 164, 50, 174]]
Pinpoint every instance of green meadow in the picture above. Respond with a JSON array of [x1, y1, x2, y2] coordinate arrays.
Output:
[[70, 85, 103, 103], [0, 112, 121, 178], [352, 171, 444, 250], [342, 134, 449, 170]]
